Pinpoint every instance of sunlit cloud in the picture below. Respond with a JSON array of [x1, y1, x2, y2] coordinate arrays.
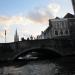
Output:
[[0, 16, 33, 25], [0, 31, 4, 38]]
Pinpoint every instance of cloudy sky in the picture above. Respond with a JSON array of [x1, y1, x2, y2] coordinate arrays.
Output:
[[0, 0, 74, 43]]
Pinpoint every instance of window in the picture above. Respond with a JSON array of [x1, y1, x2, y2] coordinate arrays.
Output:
[[56, 22, 59, 28], [60, 30, 63, 35], [55, 30, 58, 35], [65, 30, 68, 34]]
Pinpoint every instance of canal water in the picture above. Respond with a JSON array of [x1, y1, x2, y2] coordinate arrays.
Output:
[[0, 56, 75, 75], [0, 60, 60, 75], [0, 54, 75, 75]]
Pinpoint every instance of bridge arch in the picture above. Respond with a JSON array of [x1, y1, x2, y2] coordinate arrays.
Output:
[[13, 47, 62, 60]]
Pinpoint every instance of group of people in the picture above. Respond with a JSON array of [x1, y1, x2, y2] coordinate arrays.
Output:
[[27, 35, 35, 40]]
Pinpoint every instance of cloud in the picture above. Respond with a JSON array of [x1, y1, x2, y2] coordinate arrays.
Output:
[[48, 3, 60, 16], [27, 8, 53, 24], [27, 3, 60, 24], [0, 3, 61, 42], [0, 16, 34, 35], [0, 16, 33, 26], [0, 31, 4, 38], [0, 3, 60, 26]]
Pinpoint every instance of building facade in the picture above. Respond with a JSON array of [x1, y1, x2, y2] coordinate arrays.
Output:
[[49, 18, 70, 38], [67, 18, 75, 39], [37, 13, 75, 40], [36, 0, 75, 40]]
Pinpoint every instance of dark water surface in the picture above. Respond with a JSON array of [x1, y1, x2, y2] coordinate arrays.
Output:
[[0, 56, 75, 75]]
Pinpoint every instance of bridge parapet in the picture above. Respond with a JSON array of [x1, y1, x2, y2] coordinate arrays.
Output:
[[0, 38, 74, 60]]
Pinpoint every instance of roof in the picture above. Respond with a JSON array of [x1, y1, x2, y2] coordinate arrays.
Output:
[[44, 26, 50, 34], [64, 13, 75, 18], [55, 17, 60, 19]]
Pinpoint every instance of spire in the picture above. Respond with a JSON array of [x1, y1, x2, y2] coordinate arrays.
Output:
[[14, 29, 19, 42]]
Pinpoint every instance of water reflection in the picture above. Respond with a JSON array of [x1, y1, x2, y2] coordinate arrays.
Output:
[[18, 52, 39, 60], [0, 60, 60, 75], [0, 51, 61, 75]]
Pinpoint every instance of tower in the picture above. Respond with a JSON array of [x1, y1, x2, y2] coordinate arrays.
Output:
[[72, 0, 75, 15], [14, 29, 19, 42]]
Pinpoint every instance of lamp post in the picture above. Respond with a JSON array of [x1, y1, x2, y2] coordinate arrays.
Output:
[[72, 0, 75, 15], [5, 30, 6, 43]]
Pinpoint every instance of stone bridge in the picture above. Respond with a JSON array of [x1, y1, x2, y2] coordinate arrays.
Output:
[[0, 38, 75, 61]]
